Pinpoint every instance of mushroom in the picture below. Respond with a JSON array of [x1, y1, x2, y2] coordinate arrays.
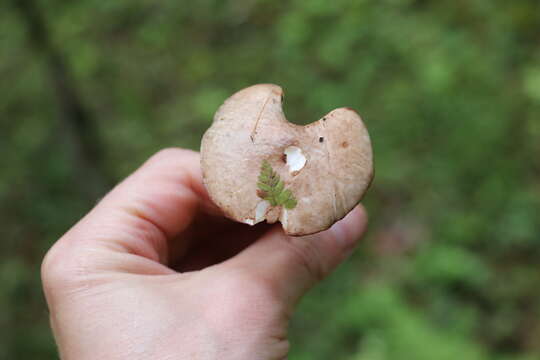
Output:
[[200, 84, 373, 236]]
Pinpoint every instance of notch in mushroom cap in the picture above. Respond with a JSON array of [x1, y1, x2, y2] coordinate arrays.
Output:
[[200, 84, 373, 236]]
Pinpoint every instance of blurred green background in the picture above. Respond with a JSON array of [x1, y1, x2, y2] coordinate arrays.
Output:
[[2, 0, 540, 358]]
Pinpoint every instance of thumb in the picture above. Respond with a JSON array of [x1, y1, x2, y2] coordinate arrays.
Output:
[[222, 205, 368, 307]]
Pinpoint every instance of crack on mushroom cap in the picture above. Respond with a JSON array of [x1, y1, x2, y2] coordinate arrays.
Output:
[[250, 89, 277, 142]]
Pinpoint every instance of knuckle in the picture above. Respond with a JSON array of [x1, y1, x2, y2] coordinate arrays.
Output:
[[41, 238, 88, 294], [41, 242, 69, 291]]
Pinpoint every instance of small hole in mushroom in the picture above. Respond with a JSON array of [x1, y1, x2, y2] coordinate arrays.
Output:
[[281, 154, 287, 163], [341, 141, 349, 148], [284, 146, 306, 173], [319, 137, 324, 143]]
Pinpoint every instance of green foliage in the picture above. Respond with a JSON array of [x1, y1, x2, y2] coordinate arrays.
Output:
[[258, 160, 297, 209], [2, 0, 540, 358]]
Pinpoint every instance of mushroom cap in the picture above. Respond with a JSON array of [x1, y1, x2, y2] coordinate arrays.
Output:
[[200, 84, 373, 236]]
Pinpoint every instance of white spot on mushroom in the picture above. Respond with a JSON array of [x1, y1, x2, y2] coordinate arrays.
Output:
[[255, 200, 270, 222], [284, 146, 306, 173], [281, 209, 288, 228], [243, 200, 270, 226]]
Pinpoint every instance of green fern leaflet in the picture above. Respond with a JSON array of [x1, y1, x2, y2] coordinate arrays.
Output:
[[257, 160, 297, 209]]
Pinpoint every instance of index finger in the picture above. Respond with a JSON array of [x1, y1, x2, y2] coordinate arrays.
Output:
[[48, 148, 219, 270]]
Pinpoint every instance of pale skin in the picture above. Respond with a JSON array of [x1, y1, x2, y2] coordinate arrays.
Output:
[[41, 148, 368, 360]]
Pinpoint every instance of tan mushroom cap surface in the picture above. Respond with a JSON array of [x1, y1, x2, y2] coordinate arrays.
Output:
[[200, 84, 373, 236]]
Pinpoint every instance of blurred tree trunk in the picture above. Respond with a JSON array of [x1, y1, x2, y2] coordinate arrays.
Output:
[[13, 0, 112, 199]]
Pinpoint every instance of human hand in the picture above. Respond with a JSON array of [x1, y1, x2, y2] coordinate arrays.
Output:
[[41, 148, 368, 360]]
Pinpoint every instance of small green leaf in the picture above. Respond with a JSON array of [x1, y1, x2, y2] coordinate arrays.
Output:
[[257, 160, 297, 209], [274, 180, 284, 194], [257, 182, 272, 192], [270, 174, 279, 187], [284, 198, 297, 209], [276, 190, 289, 204]]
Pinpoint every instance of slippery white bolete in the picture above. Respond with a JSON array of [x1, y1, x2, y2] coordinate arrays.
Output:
[[200, 84, 373, 236]]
